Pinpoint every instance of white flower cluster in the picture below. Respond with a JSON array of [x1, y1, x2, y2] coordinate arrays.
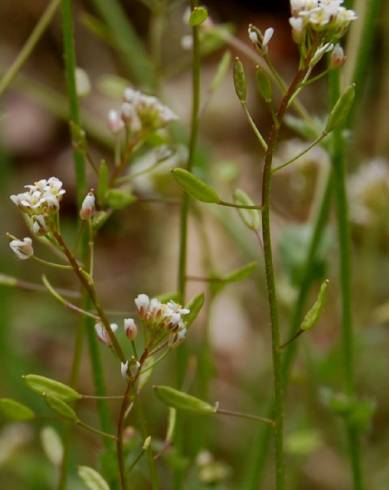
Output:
[[289, 0, 357, 46], [10, 177, 65, 234], [108, 87, 178, 135], [135, 294, 190, 347], [348, 159, 389, 226]]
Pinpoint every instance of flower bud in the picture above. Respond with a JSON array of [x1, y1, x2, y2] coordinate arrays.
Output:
[[95, 322, 118, 346], [9, 237, 33, 260], [330, 44, 346, 69], [262, 27, 274, 50], [80, 191, 96, 220], [129, 357, 141, 378], [124, 318, 138, 340], [107, 110, 124, 134], [32, 215, 48, 235], [120, 361, 128, 379]]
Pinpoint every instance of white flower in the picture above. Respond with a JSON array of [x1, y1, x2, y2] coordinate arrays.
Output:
[[107, 110, 124, 134], [167, 300, 190, 316], [289, 17, 304, 42], [310, 42, 334, 66], [181, 35, 193, 50], [120, 361, 128, 378], [168, 326, 187, 348], [9, 237, 33, 260], [124, 318, 138, 340], [135, 293, 150, 314], [79, 191, 95, 220], [262, 27, 274, 49], [121, 102, 142, 132], [248, 28, 259, 45], [32, 215, 47, 235], [10, 177, 65, 218], [95, 322, 118, 346]]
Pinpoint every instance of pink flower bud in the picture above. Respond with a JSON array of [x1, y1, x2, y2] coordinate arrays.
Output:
[[124, 318, 138, 340], [80, 191, 96, 220]]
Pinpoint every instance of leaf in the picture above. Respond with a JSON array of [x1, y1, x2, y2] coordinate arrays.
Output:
[[300, 279, 329, 331], [153, 385, 215, 414], [171, 168, 220, 203], [326, 83, 355, 132], [233, 189, 260, 231], [105, 188, 137, 210], [255, 66, 272, 103], [189, 6, 208, 26], [233, 57, 247, 102], [40, 426, 63, 466], [0, 398, 35, 421], [184, 293, 205, 327], [23, 374, 82, 402], [44, 396, 79, 422], [78, 465, 110, 490], [210, 51, 231, 92]]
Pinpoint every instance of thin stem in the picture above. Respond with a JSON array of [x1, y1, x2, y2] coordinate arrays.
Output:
[[241, 102, 268, 151], [271, 133, 327, 174], [52, 230, 125, 362], [77, 421, 117, 440], [218, 200, 263, 210], [0, 0, 60, 97], [42, 274, 99, 319], [329, 69, 363, 490], [0, 273, 80, 298], [82, 394, 124, 400], [260, 66, 308, 490], [32, 256, 73, 269], [216, 408, 275, 426]]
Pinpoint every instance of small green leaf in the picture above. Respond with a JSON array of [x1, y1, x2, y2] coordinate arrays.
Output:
[[300, 279, 329, 331], [0, 398, 35, 421], [233, 189, 260, 231], [189, 6, 208, 26], [184, 293, 205, 327], [40, 426, 63, 466], [78, 466, 110, 490], [154, 385, 215, 414], [23, 374, 82, 402], [97, 161, 109, 205], [233, 57, 247, 102], [105, 188, 137, 210], [210, 51, 231, 92], [255, 66, 272, 103], [44, 395, 79, 422], [172, 168, 220, 203], [224, 261, 257, 283], [92, 211, 110, 231], [326, 83, 355, 132]]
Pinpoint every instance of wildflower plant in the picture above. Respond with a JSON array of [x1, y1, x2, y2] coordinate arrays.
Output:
[[0, 0, 384, 489]]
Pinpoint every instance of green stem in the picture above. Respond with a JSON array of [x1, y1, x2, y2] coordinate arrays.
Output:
[[329, 69, 363, 490], [0, 0, 60, 97], [218, 200, 262, 210], [216, 408, 275, 426], [175, 4, 201, 488]]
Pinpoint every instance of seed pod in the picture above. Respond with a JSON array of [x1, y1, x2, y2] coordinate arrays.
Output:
[[326, 84, 355, 132], [255, 66, 272, 104], [189, 6, 208, 26], [172, 168, 220, 203], [154, 385, 215, 414], [233, 58, 247, 103], [0, 398, 35, 421], [44, 395, 79, 422], [23, 374, 82, 402], [78, 466, 110, 490], [301, 279, 329, 331]]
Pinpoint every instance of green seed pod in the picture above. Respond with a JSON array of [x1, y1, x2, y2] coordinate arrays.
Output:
[[153, 385, 215, 414], [172, 168, 220, 203], [184, 293, 205, 327], [233, 189, 260, 231], [224, 261, 257, 284], [233, 57, 247, 102], [255, 66, 272, 103], [326, 84, 355, 132], [0, 398, 35, 421], [189, 6, 208, 26], [301, 279, 329, 331], [78, 465, 110, 490], [23, 374, 82, 402], [44, 395, 79, 422]]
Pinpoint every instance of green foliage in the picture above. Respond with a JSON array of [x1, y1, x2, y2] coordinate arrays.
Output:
[[44, 395, 79, 422], [233, 189, 260, 231], [326, 83, 356, 132], [184, 293, 205, 328], [233, 57, 247, 102], [255, 66, 272, 104], [78, 465, 110, 490], [189, 6, 208, 27], [300, 279, 329, 331], [105, 188, 137, 210]]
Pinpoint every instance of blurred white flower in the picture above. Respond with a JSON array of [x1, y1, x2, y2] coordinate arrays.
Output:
[[95, 322, 118, 346], [120, 361, 128, 379], [124, 318, 138, 340], [9, 237, 33, 260]]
